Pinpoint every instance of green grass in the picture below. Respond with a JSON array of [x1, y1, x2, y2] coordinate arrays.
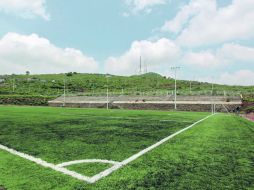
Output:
[[66, 163, 112, 177], [0, 72, 252, 97], [0, 106, 206, 163], [0, 107, 253, 190]]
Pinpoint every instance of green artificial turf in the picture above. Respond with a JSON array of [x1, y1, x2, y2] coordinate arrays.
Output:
[[66, 163, 112, 177], [88, 114, 254, 190], [0, 106, 206, 164], [0, 107, 253, 190]]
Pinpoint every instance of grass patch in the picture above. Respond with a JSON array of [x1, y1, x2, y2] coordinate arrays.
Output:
[[66, 163, 112, 177], [88, 114, 254, 190], [0, 107, 253, 189], [1, 73, 252, 97], [0, 106, 206, 163]]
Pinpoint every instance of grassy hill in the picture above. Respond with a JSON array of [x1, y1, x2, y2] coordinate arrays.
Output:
[[0, 72, 253, 98]]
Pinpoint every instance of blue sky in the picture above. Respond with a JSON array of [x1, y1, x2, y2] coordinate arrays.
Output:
[[0, 0, 253, 85], [0, 0, 180, 60]]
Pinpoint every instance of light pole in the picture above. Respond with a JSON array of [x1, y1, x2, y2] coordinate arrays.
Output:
[[171, 66, 180, 110], [106, 75, 111, 110], [211, 77, 215, 114], [190, 76, 195, 95], [63, 79, 66, 107], [12, 78, 15, 93], [212, 82, 214, 95]]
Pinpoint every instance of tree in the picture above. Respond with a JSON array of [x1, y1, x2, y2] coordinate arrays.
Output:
[[26, 71, 30, 75], [66, 72, 73, 77]]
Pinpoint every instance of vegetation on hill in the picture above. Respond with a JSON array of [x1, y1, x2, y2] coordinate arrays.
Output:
[[242, 94, 254, 113], [0, 73, 253, 98], [0, 95, 54, 106]]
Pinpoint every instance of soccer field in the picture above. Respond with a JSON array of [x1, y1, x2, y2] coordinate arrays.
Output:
[[0, 106, 253, 190], [0, 106, 209, 180]]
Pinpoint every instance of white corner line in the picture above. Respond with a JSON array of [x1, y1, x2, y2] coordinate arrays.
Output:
[[0, 114, 215, 184], [89, 114, 215, 183], [57, 159, 120, 167], [0, 144, 93, 183]]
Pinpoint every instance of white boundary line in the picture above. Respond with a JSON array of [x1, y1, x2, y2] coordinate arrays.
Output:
[[57, 159, 120, 167], [89, 114, 214, 183], [0, 144, 92, 183], [0, 114, 214, 184]]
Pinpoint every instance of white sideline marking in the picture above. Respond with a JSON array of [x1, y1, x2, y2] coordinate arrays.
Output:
[[89, 114, 214, 183], [57, 159, 120, 167], [0, 114, 214, 184]]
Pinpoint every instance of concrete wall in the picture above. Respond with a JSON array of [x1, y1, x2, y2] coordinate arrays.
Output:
[[48, 101, 241, 112]]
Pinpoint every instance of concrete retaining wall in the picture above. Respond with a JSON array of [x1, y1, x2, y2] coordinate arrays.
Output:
[[49, 101, 241, 112]]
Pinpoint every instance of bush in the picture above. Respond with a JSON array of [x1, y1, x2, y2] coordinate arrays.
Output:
[[66, 72, 73, 77], [242, 106, 254, 114], [0, 95, 56, 106]]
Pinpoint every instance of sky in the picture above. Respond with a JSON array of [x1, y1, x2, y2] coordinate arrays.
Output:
[[0, 0, 253, 86]]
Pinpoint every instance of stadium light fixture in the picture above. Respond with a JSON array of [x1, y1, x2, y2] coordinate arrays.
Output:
[[171, 66, 181, 110]]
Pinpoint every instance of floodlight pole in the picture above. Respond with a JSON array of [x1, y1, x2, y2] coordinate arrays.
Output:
[[12, 78, 15, 93], [106, 75, 110, 110], [63, 79, 66, 107], [171, 66, 180, 110], [190, 76, 196, 95], [211, 77, 215, 114]]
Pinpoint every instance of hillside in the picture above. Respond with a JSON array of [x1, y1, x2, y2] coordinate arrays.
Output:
[[0, 72, 253, 97]]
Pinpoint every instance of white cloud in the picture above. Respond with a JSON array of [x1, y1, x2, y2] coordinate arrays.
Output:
[[161, 0, 214, 34], [0, 33, 99, 74], [161, 0, 254, 47], [0, 0, 50, 20], [124, 0, 167, 15], [219, 43, 254, 62], [182, 43, 254, 68], [181, 51, 222, 68], [105, 38, 180, 75], [201, 70, 254, 86], [219, 70, 254, 86]]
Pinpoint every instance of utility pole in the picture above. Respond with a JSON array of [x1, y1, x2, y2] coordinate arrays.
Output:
[[190, 76, 195, 95], [212, 83, 214, 95], [63, 79, 66, 107], [12, 78, 15, 93], [211, 77, 215, 114], [106, 75, 111, 110], [171, 66, 180, 110]]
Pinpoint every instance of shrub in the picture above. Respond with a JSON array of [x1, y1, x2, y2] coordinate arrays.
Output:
[[0, 95, 56, 106]]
